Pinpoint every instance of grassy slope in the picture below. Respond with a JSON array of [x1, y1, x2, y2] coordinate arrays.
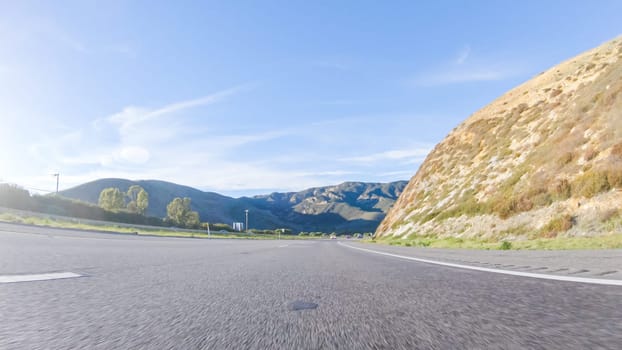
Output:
[[377, 36, 622, 242], [0, 212, 313, 240], [370, 232, 622, 250]]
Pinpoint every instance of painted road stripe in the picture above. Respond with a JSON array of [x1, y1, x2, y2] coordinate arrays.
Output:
[[0, 272, 83, 284], [338, 243, 622, 286]]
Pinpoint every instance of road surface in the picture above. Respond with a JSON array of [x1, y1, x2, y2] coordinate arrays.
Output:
[[1, 223, 621, 349]]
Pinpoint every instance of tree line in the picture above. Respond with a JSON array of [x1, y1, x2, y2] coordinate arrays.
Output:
[[0, 183, 162, 226], [97, 186, 201, 228], [0, 183, 205, 229], [97, 185, 149, 214]]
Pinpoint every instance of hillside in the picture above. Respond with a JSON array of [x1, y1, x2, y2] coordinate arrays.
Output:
[[60, 179, 406, 233], [377, 36, 622, 240]]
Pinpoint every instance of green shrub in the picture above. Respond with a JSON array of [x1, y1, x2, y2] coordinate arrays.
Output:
[[573, 170, 610, 198], [418, 240, 431, 247], [493, 197, 517, 219], [531, 191, 553, 207], [499, 241, 512, 250]]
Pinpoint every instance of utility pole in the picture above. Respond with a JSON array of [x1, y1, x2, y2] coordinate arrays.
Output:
[[245, 209, 249, 234], [52, 173, 59, 194]]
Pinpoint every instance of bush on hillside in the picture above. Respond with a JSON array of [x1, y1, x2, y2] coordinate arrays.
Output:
[[540, 215, 574, 238], [573, 170, 610, 198], [550, 179, 572, 200]]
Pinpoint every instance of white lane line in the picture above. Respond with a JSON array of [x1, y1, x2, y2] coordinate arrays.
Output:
[[0, 272, 83, 284], [338, 243, 622, 286], [278, 244, 289, 248]]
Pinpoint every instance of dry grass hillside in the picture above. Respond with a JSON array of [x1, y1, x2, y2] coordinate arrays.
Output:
[[377, 36, 622, 242]]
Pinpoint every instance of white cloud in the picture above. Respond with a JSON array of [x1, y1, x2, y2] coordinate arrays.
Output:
[[118, 146, 150, 164]]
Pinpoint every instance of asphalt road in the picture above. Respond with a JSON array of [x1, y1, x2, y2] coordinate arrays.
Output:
[[1, 223, 621, 349]]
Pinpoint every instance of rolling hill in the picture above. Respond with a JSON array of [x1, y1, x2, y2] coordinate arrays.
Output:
[[59, 179, 407, 233], [377, 36, 622, 240]]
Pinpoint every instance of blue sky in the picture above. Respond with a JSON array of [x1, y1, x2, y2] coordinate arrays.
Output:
[[1, 1, 621, 197]]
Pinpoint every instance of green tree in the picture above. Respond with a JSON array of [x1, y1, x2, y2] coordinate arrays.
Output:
[[166, 197, 200, 228], [98, 188, 125, 211], [126, 185, 149, 214], [136, 188, 149, 215]]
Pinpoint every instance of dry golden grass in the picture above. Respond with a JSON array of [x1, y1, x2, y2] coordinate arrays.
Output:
[[377, 37, 622, 241]]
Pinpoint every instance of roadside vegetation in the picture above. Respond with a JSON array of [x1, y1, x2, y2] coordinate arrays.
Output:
[[0, 211, 317, 240], [0, 184, 378, 239], [1, 183, 220, 231], [368, 233, 622, 250], [0, 183, 164, 226]]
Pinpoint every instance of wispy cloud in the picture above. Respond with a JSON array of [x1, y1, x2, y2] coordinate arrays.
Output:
[[107, 84, 254, 135], [415, 68, 516, 86], [317, 99, 365, 106], [455, 45, 471, 65], [410, 46, 523, 86], [378, 170, 415, 178], [27, 85, 262, 174], [311, 58, 353, 71], [340, 146, 431, 164]]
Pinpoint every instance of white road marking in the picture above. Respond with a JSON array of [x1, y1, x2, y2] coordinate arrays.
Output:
[[338, 243, 622, 286], [279, 244, 289, 248], [0, 272, 83, 284]]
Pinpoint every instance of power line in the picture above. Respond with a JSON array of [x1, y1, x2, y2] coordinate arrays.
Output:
[[0, 182, 55, 193], [24, 186, 55, 193]]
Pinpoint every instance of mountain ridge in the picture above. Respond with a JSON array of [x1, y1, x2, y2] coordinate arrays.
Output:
[[59, 178, 407, 233]]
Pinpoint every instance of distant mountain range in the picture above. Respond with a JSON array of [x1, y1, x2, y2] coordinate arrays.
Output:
[[59, 178, 407, 233]]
